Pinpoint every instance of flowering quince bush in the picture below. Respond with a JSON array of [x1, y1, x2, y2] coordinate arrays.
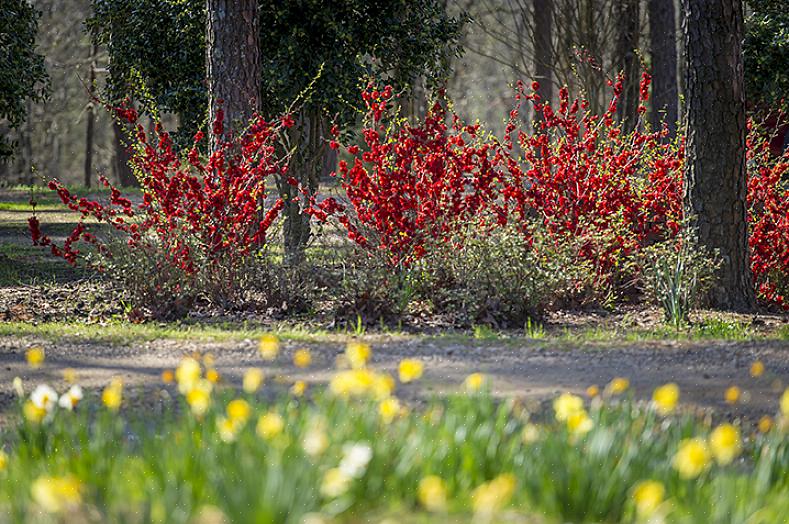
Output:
[[28, 105, 292, 314], [497, 74, 684, 290], [1, 339, 788, 523], [747, 119, 789, 309], [314, 77, 685, 306], [308, 84, 506, 267]]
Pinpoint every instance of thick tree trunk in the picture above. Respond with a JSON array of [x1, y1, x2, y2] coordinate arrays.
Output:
[[279, 109, 325, 264], [648, 0, 679, 134], [84, 44, 97, 188], [616, 0, 640, 132], [682, 0, 754, 310], [205, 0, 260, 151], [113, 119, 137, 187], [532, 0, 554, 118]]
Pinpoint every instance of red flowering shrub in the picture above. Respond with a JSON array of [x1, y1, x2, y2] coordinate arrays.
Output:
[[320, 76, 685, 305], [747, 120, 789, 308], [309, 84, 505, 267], [29, 105, 292, 316], [498, 74, 685, 292]]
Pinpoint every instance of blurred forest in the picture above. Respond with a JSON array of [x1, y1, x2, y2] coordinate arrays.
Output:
[[1, 0, 786, 187]]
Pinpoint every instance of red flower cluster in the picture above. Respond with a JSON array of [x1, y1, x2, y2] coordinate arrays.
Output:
[[321, 76, 683, 285], [309, 84, 504, 266], [498, 73, 684, 281], [747, 121, 789, 308], [30, 105, 290, 275]]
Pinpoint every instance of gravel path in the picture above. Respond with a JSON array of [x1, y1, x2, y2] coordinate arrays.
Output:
[[1, 335, 787, 422]]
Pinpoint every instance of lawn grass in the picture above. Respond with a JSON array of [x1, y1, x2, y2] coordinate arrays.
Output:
[[0, 316, 783, 347]]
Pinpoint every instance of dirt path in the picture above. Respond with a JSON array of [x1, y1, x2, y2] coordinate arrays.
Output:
[[1, 335, 787, 422]]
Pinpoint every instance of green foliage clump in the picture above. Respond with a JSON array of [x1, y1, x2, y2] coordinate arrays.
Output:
[[745, 0, 789, 109], [640, 228, 720, 329], [87, 0, 464, 137], [0, 0, 49, 158]]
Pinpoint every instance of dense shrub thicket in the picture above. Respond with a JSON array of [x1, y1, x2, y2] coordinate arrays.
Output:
[[29, 77, 789, 324]]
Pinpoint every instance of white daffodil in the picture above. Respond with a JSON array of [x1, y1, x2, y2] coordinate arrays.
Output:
[[58, 385, 84, 411], [30, 384, 58, 412], [339, 442, 372, 478]]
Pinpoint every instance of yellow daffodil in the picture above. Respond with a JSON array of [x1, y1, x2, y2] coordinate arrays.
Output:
[[586, 385, 600, 397], [750, 360, 765, 378], [632, 480, 665, 518], [329, 369, 394, 400], [553, 392, 584, 422], [26, 347, 45, 369], [0, 450, 7, 471], [709, 423, 741, 465], [606, 377, 630, 395], [672, 438, 711, 479], [471, 473, 517, 516], [206, 369, 220, 384], [102, 379, 123, 411], [61, 368, 77, 384], [23, 399, 46, 424], [257, 412, 284, 440], [346, 342, 371, 369], [464, 373, 486, 392], [652, 383, 680, 415], [217, 416, 242, 443], [291, 380, 307, 397], [724, 386, 741, 404], [320, 468, 351, 498], [30, 475, 82, 513], [417, 475, 447, 512], [378, 397, 401, 424], [781, 387, 789, 418], [258, 334, 279, 360], [293, 349, 312, 368], [398, 359, 424, 383], [226, 399, 251, 424], [175, 357, 202, 394], [567, 409, 594, 436], [185, 380, 212, 417], [12, 377, 23, 397], [758, 415, 773, 433], [242, 368, 264, 393], [161, 370, 174, 384]]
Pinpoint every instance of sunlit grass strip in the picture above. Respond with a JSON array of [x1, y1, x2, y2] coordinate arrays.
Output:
[[0, 317, 784, 346], [0, 343, 788, 523]]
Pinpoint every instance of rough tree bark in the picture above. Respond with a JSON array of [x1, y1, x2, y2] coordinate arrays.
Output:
[[532, 0, 554, 118], [278, 109, 326, 264], [616, 0, 640, 131], [205, 0, 260, 151], [682, 0, 754, 310], [84, 44, 97, 188], [647, 0, 679, 134]]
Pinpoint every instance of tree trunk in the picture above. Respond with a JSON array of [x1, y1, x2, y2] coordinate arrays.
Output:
[[532, 0, 554, 119], [205, 0, 260, 151], [682, 0, 754, 310], [648, 0, 679, 134], [279, 109, 325, 264], [616, 0, 640, 132], [84, 44, 97, 188], [113, 119, 137, 187]]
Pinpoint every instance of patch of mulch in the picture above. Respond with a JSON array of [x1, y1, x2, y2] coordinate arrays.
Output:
[[0, 280, 124, 322]]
